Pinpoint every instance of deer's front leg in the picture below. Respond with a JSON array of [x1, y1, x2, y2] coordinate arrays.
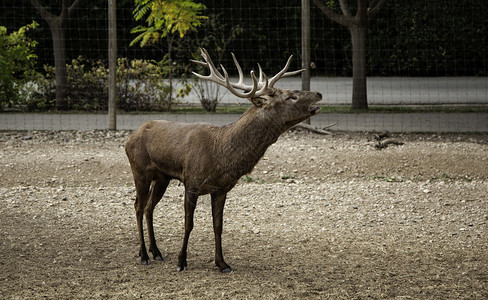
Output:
[[211, 192, 232, 273], [177, 188, 198, 271], [145, 178, 170, 262]]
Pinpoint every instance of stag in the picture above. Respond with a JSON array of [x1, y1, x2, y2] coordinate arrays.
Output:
[[125, 48, 322, 273]]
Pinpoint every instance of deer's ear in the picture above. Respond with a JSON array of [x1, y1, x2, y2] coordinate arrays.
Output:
[[250, 96, 270, 108]]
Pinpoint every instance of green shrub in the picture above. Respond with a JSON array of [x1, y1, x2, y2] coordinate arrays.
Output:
[[0, 21, 38, 109], [23, 57, 191, 112], [117, 58, 168, 112]]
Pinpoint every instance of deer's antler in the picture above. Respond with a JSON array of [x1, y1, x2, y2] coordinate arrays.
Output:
[[191, 48, 305, 99]]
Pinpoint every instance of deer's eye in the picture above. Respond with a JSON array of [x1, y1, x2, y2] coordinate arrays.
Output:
[[286, 96, 298, 103]]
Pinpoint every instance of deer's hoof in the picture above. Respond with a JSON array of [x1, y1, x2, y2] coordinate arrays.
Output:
[[140, 250, 150, 265], [176, 266, 187, 272], [177, 257, 187, 271], [154, 254, 164, 261], [221, 267, 233, 274], [150, 248, 164, 261]]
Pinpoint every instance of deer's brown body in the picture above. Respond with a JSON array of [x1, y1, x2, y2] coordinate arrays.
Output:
[[125, 49, 322, 273]]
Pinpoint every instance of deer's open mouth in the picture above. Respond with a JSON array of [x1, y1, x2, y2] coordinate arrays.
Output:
[[309, 106, 321, 115]]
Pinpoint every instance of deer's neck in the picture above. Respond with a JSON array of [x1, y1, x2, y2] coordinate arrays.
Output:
[[219, 107, 284, 177]]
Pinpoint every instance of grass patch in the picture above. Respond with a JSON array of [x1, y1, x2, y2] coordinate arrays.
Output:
[[170, 104, 488, 114], [170, 105, 249, 114], [2, 104, 486, 115], [318, 105, 488, 114]]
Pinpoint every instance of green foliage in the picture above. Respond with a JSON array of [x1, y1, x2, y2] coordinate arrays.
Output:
[[131, 0, 207, 47], [369, 0, 488, 76], [129, 0, 204, 110], [0, 21, 38, 109], [2, 0, 486, 78], [22, 57, 190, 112]]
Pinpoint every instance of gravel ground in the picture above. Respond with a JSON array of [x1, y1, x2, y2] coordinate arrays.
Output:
[[0, 129, 487, 299]]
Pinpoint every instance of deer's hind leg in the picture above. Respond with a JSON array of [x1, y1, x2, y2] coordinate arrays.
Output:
[[145, 176, 170, 261]]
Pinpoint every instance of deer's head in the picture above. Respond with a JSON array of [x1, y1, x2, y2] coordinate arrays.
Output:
[[192, 48, 322, 129], [247, 88, 321, 129]]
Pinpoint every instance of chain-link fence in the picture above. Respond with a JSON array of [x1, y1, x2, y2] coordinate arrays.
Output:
[[1, 0, 487, 132]]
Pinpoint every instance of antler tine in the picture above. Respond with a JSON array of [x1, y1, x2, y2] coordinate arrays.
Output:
[[192, 48, 225, 81], [190, 59, 207, 68], [258, 63, 263, 83], [221, 64, 260, 98], [192, 48, 257, 98], [281, 68, 306, 78], [257, 64, 269, 90], [268, 55, 305, 88], [193, 48, 302, 99], [231, 52, 245, 86], [228, 52, 267, 96]]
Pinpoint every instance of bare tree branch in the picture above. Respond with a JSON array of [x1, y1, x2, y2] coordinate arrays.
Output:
[[29, 0, 56, 24], [374, 139, 404, 150], [368, 0, 389, 19], [370, 0, 381, 8], [68, 0, 83, 17], [291, 123, 334, 135], [312, 0, 353, 28], [30, 0, 82, 25], [60, 0, 69, 21], [338, 0, 351, 17], [357, 0, 368, 17]]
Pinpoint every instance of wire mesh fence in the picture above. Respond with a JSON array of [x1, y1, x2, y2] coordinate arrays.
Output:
[[1, 0, 487, 132]]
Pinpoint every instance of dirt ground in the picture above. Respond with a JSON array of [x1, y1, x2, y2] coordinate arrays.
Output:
[[1, 129, 487, 299]]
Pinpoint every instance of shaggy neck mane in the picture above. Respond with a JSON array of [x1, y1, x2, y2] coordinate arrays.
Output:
[[217, 106, 284, 178]]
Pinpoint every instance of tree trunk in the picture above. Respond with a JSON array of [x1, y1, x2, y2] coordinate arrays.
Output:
[[301, 0, 311, 124], [29, 0, 82, 111], [312, 0, 389, 110], [350, 19, 368, 110], [50, 21, 68, 110], [167, 37, 173, 112], [108, 0, 117, 129]]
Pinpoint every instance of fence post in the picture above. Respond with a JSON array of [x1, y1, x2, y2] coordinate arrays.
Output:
[[108, 0, 117, 130], [301, 0, 311, 124]]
